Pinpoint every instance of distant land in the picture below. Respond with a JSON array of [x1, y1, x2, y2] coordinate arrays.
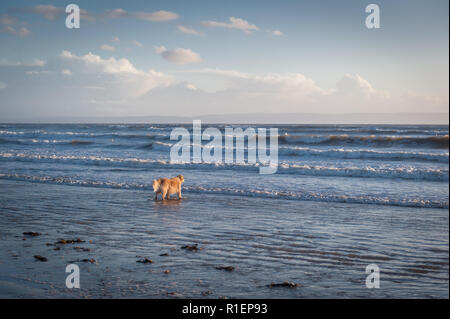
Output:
[[1, 112, 449, 125]]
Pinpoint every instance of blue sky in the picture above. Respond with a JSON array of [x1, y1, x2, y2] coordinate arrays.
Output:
[[0, 0, 448, 119]]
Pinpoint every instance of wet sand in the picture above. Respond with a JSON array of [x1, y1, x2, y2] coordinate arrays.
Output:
[[0, 179, 448, 298]]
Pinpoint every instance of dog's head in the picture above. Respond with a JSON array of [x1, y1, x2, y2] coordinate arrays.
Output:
[[177, 175, 184, 183], [152, 179, 161, 192]]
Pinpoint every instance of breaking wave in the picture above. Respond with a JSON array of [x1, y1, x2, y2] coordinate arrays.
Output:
[[279, 135, 449, 149], [0, 172, 447, 209], [279, 147, 449, 163], [0, 152, 447, 181]]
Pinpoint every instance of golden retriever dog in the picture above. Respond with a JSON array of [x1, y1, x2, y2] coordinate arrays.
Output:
[[152, 175, 184, 201]]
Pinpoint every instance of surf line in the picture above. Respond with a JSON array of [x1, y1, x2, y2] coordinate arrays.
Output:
[[169, 120, 279, 174], [182, 303, 216, 317]]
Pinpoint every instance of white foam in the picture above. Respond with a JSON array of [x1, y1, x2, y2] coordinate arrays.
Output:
[[0, 152, 447, 181], [0, 172, 447, 209]]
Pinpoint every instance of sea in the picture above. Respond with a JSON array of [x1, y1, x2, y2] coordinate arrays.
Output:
[[0, 123, 448, 298]]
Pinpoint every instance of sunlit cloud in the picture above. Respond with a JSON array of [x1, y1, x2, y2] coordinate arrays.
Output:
[[0, 58, 46, 67], [177, 25, 202, 35], [19, 5, 62, 20], [11, 6, 177, 23], [100, 44, 116, 52], [59, 50, 172, 96], [0, 14, 30, 37], [269, 30, 283, 36], [201, 17, 259, 34], [61, 69, 72, 76], [131, 40, 143, 48], [155, 46, 202, 65], [105, 8, 178, 21]]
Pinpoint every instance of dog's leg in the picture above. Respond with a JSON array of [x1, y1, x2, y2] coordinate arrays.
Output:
[[162, 190, 168, 201], [177, 184, 183, 199], [154, 192, 158, 201]]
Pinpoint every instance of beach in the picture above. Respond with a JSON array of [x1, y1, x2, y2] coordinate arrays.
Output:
[[0, 123, 448, 298], [0, 180, 448, 298]]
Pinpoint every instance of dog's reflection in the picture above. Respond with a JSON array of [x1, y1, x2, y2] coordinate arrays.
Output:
[[152, 197, 184, 207]]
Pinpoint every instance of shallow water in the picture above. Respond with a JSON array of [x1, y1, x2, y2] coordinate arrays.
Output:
[[0, 180, 448, 298], [0, 124, 448, 208], [0, 124, 448, 298]]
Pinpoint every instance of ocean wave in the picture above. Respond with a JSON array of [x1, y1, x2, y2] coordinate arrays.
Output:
[[278, 127, 449, 136], [0, 130, 166, 140], [184, 185, 448, 209], [0, 152, 447, 181], [147, 141, 450, 163], [279, 135, 449, 149], [112, 133, 450, 150], [68, 140, 94, 145], [3, 128, 449, 150], [136, 143, 153, 150], [279, 147, 449, 163], [0, 138, 95, 146], [280, 163, 448, 181], [0, 172, 447, 209]]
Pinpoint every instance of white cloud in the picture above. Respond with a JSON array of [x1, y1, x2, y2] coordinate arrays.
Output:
[[2, 48, 447, 118], [14, 5, 94, 22], [60, 50, 74, 59], [134, 10, 178, 21], [80, 9, 96, 22], [106, 9, 178, 21], [336, 74, 375, 96], [105, 8, 127, 19], [85, 86, 105, 90], [185, 83, 198, 90], [61, 51, 138, 74], [14, 6, 176, 23], [156, 46, 202, 65], [61, 69, 72, 76], [163, 69, 435, 115], [270, 30, 283, 36], [0, 81, 6, 89], [198, 68, 328, 97], [59, 50, 172, 96], [0, 14, 30, 37], [177, 25, 202, 35], [30, 59, 46, 67], [0, 14, 18, 25], [100, 44, 116, 52], [25, 5, 62, 20], [25, 70, 52, 75], [2, 25, 30, 37], [131, 40, 143, 48], [0, 58, 46, 67], [201, 17, 259, 34], [18, 27, 30, 36], [111, 37, 120, 43]]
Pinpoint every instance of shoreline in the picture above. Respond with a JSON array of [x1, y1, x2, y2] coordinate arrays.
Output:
[[0, 179, 448, 298]]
